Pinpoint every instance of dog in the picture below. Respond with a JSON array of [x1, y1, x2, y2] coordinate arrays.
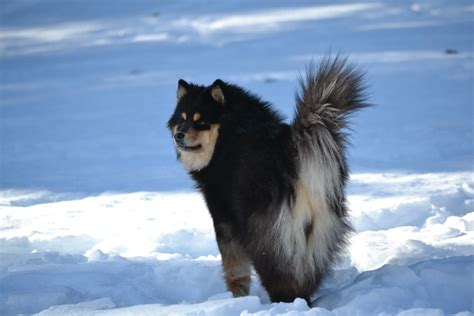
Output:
[[167, 57, 368, 303]]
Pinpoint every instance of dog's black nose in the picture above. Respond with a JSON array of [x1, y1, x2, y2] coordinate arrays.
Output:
[[174, 132, 185, 141]]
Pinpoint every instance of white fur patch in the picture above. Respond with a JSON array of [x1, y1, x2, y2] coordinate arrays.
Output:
[[273, 129, 346, 285], [177, 124, 219, 171]]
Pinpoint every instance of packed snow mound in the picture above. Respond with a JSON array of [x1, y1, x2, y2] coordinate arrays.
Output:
[[0, 172, 473, 315], [316, 256, 474, 315]]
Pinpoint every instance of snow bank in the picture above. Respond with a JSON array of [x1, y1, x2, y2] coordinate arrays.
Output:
[[317, 256, 474, 315]]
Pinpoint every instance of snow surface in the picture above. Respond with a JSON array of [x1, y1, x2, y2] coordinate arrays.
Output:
[[1, 173, 473, 315], [0, 0, 473, 315]]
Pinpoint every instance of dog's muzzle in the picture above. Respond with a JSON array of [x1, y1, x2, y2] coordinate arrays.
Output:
[[174, 132, 201, 151]]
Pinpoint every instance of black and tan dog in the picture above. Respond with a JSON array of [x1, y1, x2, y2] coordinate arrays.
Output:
[[167, 57, 368, 303]]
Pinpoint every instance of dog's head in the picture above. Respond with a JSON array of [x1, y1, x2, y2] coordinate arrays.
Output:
[[167, 79, 225, 171]]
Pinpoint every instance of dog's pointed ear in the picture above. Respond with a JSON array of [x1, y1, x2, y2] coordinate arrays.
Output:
[[177, 79, 189, 101], [210, 79, 225, 105]]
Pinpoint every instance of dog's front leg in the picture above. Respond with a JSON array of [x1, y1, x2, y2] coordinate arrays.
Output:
[[215, 224, 252, 297]]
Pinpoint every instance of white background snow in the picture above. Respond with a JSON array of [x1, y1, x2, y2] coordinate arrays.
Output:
[[0, 1, 473, 315]]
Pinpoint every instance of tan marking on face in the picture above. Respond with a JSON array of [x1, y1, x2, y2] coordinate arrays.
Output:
[[194, 124, 216, 147], [185, 128, 198, 142], [176, 123, 220, 171], [193, 112, 201, 122], [181, 112, 187, 120]]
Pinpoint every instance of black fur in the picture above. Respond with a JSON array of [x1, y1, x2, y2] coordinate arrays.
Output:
[[167, 56, 368, 303]]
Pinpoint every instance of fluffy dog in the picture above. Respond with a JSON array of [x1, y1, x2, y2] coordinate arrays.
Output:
[[167, 57, 368, 303]]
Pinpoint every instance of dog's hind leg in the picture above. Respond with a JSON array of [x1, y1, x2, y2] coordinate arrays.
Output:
[[254, 258, 317, 303]]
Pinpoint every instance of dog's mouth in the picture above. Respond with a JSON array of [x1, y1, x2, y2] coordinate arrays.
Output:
[[177, 143, 202, 152]]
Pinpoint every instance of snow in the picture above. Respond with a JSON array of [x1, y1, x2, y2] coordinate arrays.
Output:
[[1, 173, 473, 315], [0, 0, 473, 315]]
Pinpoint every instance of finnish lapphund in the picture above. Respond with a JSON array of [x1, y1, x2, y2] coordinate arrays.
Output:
[[167, 57, 368, 303]]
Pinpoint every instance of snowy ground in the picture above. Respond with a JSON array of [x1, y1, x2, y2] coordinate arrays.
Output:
[[1, 172, 473, 315], [1, 0, 473, 315]]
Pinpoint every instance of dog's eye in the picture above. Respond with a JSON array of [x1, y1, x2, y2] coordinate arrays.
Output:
[[195, 121, 210, 130]]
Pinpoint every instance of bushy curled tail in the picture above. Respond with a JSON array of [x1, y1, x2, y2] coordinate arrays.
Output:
[[293, 56, 369, 134]]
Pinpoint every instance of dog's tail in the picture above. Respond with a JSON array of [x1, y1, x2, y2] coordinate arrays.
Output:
[[293, 56, 369, 132], [291, 56, 369, 218]]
